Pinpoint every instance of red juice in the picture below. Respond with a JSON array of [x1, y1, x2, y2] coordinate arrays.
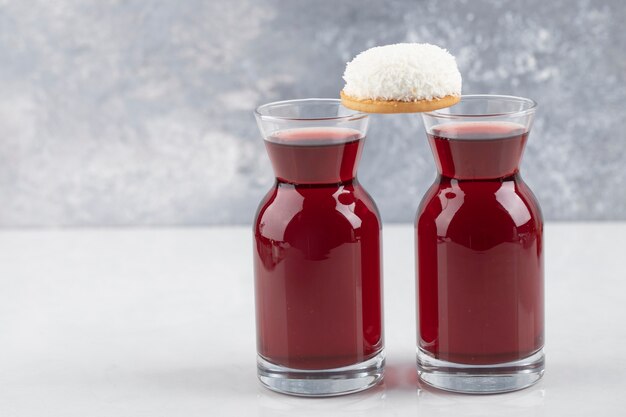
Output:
[[254, 127, 383, 370], [417, 122, 544, 365]]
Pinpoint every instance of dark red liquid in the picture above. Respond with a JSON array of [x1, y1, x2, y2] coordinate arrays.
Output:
[[254, 128, 383, 370], [417, 122, 544, 365]]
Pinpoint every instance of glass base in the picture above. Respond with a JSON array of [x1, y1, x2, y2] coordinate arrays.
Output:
[[416, 347, 544, 394], [257, 350, 385, 397]]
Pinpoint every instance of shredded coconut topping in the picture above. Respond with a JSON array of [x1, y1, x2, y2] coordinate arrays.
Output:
[[342, 43, 462, 101]]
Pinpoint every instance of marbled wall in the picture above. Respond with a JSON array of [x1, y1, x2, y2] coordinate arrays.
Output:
[[0, 0, 624, 226]]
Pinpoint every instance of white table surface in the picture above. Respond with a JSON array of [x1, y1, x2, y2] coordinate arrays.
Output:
[[0, 223, 624, 416]]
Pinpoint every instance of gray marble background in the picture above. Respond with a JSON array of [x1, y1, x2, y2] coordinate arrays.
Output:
[[0, 0, 624, 226]]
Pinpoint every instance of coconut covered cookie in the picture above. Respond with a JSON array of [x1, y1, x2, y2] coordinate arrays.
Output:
[[341, 43, 462, 113]]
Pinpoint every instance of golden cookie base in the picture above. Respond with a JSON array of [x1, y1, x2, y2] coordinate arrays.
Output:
[[340, 91, 460, 114]]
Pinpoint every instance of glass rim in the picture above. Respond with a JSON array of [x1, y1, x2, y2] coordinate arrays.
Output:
[[424, 94, 537, 119], [255, 98, 368, 122]]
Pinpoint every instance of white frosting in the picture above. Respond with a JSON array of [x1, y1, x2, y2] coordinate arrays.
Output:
[[342, 43, 462, 101]]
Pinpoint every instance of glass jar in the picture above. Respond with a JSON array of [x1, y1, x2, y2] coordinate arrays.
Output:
[[254, 99, 384, 396], [416, 95, 544, 393]]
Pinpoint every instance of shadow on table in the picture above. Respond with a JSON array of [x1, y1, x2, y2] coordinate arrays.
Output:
[[414, 380, 546, 417], [252, 360, 420, 416], [382, 360, 420, 391], [130, 359, 547, 416], [255, 383, 387, 416]]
